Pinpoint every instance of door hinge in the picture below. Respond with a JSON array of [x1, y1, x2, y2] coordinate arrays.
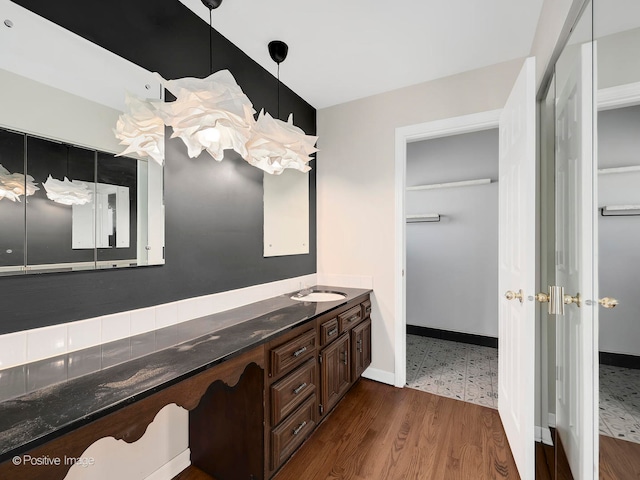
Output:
[[319, 404, 324, 415], [318, 353, 322, 364]]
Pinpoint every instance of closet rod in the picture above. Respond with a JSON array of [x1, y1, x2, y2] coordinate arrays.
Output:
[[598, 165, 640, 175], [406, 178, 491, 191], [600, 205, 640, 216], [406, 214, 441, 223]]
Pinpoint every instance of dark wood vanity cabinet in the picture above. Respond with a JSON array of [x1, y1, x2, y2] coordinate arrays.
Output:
[[319, 332, 351, 416], [265, 294, 372, 478]]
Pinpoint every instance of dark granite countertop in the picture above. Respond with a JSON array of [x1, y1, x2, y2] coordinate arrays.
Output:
[[0, 285, 371, 463]]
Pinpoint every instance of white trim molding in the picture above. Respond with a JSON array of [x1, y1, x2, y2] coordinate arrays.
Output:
[[362, 367, 396, 386], [598, 81, 640, 110], [394, 109, 501, 388], [146, 449, 191, 480]]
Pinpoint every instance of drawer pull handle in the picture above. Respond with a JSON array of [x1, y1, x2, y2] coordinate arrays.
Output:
[[357, 339, 363, 353], [293, 421, 307, 436], [365, 307, 371, 316], [293, 346, 307, 358], [328, 327, 338, 336], [348, 314, 359, 323], [293, 382, 307, 395]]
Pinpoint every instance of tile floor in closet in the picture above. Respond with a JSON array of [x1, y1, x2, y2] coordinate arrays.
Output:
[[405, 334, 498, 409], [405, 334, 640, 444], [600, 364, 640, 444]]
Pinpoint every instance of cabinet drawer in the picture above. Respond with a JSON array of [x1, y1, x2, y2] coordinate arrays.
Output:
[[271, 357, 317, 425], [338, 305, 363, 332], [319, 317, 339, 346], [271, 393, 317, 470], [270, 329, 317, 377], [362, 299, 372, 318]]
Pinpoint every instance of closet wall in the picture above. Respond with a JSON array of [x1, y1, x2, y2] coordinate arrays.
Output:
[[406, 128, 499, 338]]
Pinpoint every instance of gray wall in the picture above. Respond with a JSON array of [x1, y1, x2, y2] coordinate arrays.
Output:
[[406, 129, 499, 338], [598, 105, 640, 356]]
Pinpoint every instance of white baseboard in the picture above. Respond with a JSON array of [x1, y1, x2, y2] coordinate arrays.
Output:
[[362, 367, 395, 386], [548, 413, 556, 428], [535, 426, 554, 446], [145, 449, 191, 480]]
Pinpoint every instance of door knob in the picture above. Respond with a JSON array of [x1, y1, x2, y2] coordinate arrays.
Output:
[[504, 290, 524, 303], [598, 297, 619, 309], [534, 292, 549, 303], [564, 293, 581, 307]]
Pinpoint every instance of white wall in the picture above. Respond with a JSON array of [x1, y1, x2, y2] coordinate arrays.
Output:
[[316, 59, 523, 379], [598, 105, 640, 356], [406, 129, 499, 337]]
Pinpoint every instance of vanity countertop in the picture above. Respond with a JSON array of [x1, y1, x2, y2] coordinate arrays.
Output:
[[0, 286, 371, 463]]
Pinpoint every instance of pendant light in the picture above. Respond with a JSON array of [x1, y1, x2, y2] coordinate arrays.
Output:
[[42, 145, 93, 206], [155, 0, 255, 161], [114, 92, 165, 166], [244, 40, 318, 175], [0, 164, 38, 202]]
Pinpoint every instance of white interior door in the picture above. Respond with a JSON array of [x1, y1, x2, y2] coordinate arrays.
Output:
[[554, 41, 597, 480], [498, 56, 536, 480]]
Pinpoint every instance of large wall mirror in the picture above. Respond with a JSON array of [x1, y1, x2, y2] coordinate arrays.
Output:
[[0, 0, 165, 275], [540, 0, 640, 478]]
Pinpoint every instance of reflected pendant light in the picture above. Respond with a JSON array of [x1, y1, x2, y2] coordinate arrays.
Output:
[[114, 92, 165, 166], [43, 175, 92, 206], [42, 146, 92, 206], [244, 40, 318, 175], [0, 164, 39, 202], [156, 0, 255, 161]]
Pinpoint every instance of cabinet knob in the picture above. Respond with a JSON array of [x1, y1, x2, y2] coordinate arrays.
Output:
[[598, 297, 619, 309], [328, 327, 338, 337], [504, 290, 524, 303]]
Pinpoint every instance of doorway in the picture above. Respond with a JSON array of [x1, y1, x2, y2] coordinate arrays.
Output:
[[404, 128, 499, 409]]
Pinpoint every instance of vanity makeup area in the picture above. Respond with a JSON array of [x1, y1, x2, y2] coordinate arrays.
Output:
[[0, 1, 372, 479]]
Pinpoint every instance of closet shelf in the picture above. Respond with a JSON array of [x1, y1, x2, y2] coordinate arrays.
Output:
[[406, 213, 440, 223], [598, 165, 640, 175], [600, 205, 640, 216], [406, 178, 492, 191]]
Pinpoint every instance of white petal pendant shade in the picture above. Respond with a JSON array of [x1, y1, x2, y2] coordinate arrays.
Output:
[[0, 164, 39, 201], [158, 70, 256, 161], [114, 93, 165, 165], [42, 175, 93, 206], [244, 110, 318, 175]]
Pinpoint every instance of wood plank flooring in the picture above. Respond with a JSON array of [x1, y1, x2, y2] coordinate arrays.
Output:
[[274, 379, 519, 480], [600, 435, 640, 480]]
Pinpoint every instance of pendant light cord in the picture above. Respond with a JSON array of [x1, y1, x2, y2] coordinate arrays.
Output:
[[209, 8, 213, 75], [277, 63, 280, 119]]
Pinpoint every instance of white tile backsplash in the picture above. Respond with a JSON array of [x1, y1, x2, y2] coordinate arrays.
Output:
[[155, 302, 179, 329], [27, 325, 68, 362], [67, 318, 102, 351], [0, 331, 27, 369], [101, 312, 131, 343], [130, 308, 156, 336], [0, 273, 319, 369]]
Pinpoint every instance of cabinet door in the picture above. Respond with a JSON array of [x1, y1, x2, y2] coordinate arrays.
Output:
[[351, 318, 371, 380], [320, 333, 351, 416]]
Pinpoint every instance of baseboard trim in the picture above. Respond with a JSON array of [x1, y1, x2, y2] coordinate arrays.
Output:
[[548, 413, 556, 428], [600, 351, 640, 370], [535, 425, 554, 446], [407, 325, 498, 349], [146, 449, 191, 480], [362, 367, 396, 386]]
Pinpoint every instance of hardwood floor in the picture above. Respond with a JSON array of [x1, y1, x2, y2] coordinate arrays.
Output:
[[274, 379, 519, 480], [600, 435, 640, 480]]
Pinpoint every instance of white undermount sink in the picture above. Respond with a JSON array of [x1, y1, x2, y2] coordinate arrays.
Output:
[[291, 291, 347, 302]]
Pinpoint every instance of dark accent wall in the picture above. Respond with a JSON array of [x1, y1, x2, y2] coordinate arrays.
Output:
[[0, 0, 317, 334]]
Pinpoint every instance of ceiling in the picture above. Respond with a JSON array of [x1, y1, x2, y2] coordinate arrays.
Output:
[[178, 0, 544, 109]]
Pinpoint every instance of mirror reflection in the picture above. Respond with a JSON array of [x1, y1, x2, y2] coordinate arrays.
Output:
[[0, 0, 164, 275], [595, 0, 640, 476]]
